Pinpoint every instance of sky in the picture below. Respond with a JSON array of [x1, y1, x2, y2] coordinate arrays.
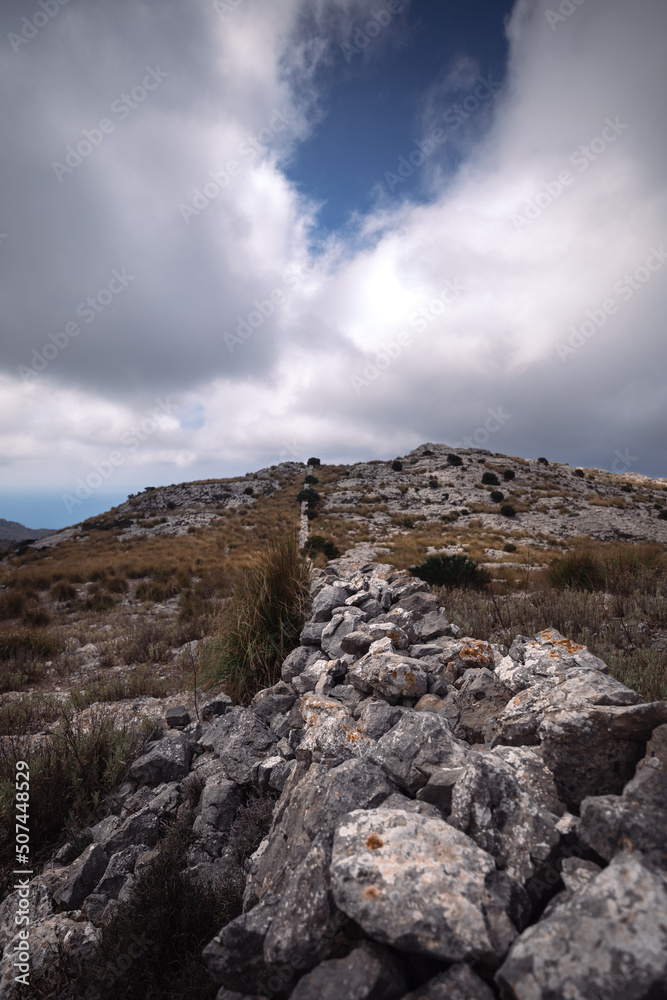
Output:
[[1, 0, 666, 529]]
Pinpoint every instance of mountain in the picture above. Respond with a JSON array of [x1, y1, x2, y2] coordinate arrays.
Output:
[[0, 517, 53, 545]]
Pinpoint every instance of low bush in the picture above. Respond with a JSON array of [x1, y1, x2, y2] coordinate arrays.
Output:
[[538, 457, 549, 465], [202, 531, 310, 703], [547, 552, 605, 591], [503, 469, 516, 481], [392, 460, 403, 471], [446, 454, 463, 467], [50, 581, 77, 602], [307, 456, 321, 466], [490, 490, 505, 503], [482, 472, 500, 486], [574, 468, 585, 478], [297, 487, 320, 509], [0, 592, 25, 620], [304, 535, 340, 560], [0, 630, 59, 661], [410, 554, 490, 590], [304, 474, 319, 485], [500, 504, 516, 517], [503, 543, 517, 553]]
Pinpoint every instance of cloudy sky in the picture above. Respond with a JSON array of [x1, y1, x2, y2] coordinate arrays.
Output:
[[1, 0, 665, 528]]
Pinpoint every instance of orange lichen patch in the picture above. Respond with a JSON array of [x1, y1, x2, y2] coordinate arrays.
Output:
[[539, 629, 585, 654], [365, 834, 384, 851], [459, 641, 494, 667], [363, 886, 382, 899]]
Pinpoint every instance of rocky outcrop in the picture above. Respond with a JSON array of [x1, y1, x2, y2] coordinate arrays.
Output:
[[3, 554, 666, 1000]]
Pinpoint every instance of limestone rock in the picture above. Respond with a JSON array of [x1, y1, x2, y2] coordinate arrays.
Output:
[[331, 808, 517, 966], [495, 853, 667, 1000], [128, 732, 193, 786], [369, 710, 468, 793], [578, 766, 667, 868], [289, 941, 407, 1000], [399, 964, 496, 1000], [53, 843, 108, 911], [250, 680, 296, 724], [200, 708, 277, 784], [349, 652, 428, 700]]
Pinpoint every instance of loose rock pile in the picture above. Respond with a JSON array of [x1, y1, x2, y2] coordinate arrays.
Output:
[[1, 554, 666, 1000]]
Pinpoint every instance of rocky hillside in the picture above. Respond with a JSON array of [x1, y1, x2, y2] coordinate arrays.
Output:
[[1, 551, 665, 999], [0, 520, 52, 551]]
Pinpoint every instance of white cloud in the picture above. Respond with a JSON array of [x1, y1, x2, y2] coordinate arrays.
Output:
[[1, 0, 666, 509]]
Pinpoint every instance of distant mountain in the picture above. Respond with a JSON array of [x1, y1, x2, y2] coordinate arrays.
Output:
[[0, 518, 53, 543]]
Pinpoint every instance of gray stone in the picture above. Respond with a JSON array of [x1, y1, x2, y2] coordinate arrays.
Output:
[[147, 780, 182, 816], [321, 610, 368, 659], [289, 941, 407, 1000], [495, 853, 667, 1000], [250, 680, 296, 724], [128, 732, 193, 786], [490, 746, 565, 817], [416, 609, 455, 642], [311, 584, 351, 622], [90, 814, 122, 843], [373, 608, 422, 644], [166, 705, 190, 728], [192, 778, 241, 835], [369, 711, 468, 794], [300, 621, 327, 645], [262, 838, 343, 971], [0, 877, 55, 953], [415, 766, 465, 816], [409, 643, 447, 658], [358, 700, 403, 740], [81, 892, 108, 925], [449, 753, 561, 887], [201, 693, 233, 720], [636, 721, 667, 775], [560, 856, 602, 892], [103, 807, 160, 854], [53, 843, 108, 910], [340, 629, 374, 655], [395, 592, 441, 616], [349, 652, 428, 700], [281, 645, 321, 683], [358, 597, 383, 618], [292, 658, 331, 695], [203, 899, 279, 996], [331, 808, 517, 966], [200, 707, 277, 784], [94, 844, 145, 898], [579, 766, 667, 869], [298, 693, 373, 761], [399, 964, 495, 1000], [0, 914, 99, 997]]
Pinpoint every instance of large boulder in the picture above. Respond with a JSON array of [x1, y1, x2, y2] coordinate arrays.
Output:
[[289, 941, 407, 1000], [331, 808, 517, 967], [495, 853, 667, 1000], [578, 766, 667, 869], [52, 843, 108, 911]]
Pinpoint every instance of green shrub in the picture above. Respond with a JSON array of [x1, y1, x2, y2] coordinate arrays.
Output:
[[202, 531, 310, 703], [538, 457, 549, 465], [0, 711, 135, 897], [297, 487, 320, 509], [402, 517, 415, 529], [574, 468, 585, 478], [446, 454, 463, 467], [500, 504, 516, 517], [658, 510, 667, 521], [0, 630, 58, 661], [243, 486, 254, 495], [503, 469, 516, 481], [481, 472, 500, 486], [83, 593, 117, 612], [409, 554, 490, 590], [304, 535, 340, 560], [503, 543, 517, 553], [392, 460, 403, 471], [304, 474, 319, 484], [490, 490, 505, 503], [547, 552, 606, 591], [620, 484, 633, 493], [428, 477, 438, 488], [307, 456, 321, 466]]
